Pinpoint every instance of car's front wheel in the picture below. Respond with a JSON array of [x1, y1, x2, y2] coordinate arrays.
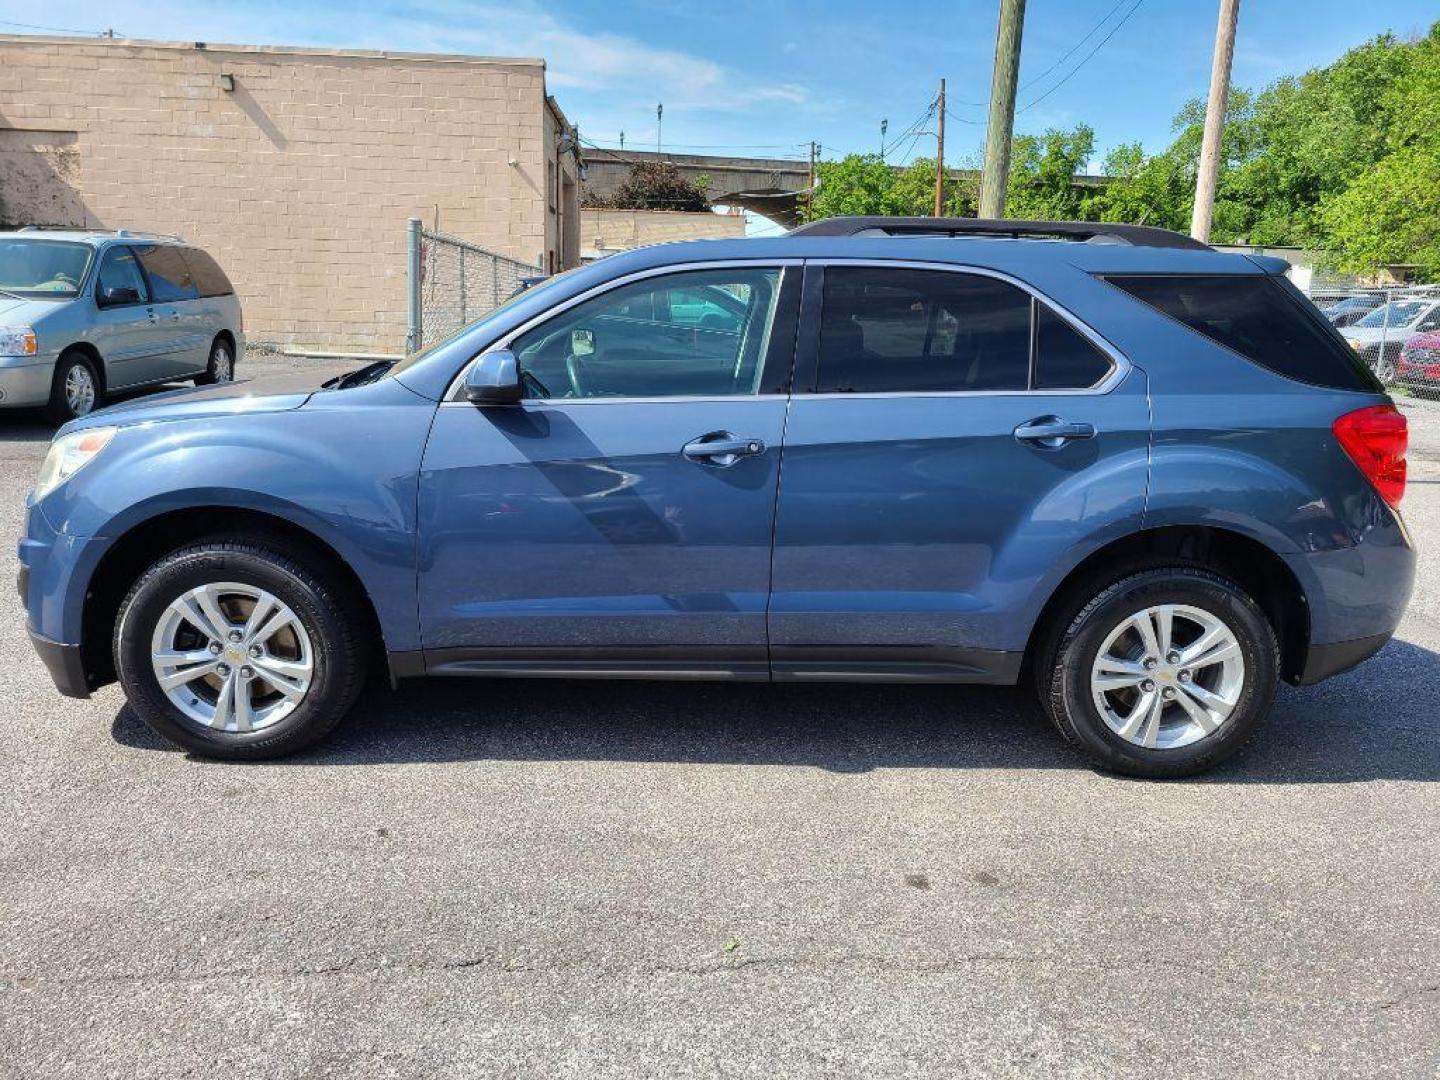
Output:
[[114, 540, 368, 759], [46, 350, 102, 424], [1040, 566, 1279, 778]]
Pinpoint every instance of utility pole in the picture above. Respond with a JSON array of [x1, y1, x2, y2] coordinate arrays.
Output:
[[1190, 0, 1240, 243], [880, 118, 888, 160], [806, 140, 817, 222], [933, 79, 946, 217], [979, 0, 1027, 219], [619, 130, 625, 152], [656, 103, 663, 155]]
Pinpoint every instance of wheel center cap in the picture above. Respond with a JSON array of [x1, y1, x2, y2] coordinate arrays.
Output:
[[224, 646, 246, 666]]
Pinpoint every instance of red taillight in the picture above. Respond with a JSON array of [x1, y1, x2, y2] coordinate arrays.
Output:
[[1333, 404, 1407, 508]]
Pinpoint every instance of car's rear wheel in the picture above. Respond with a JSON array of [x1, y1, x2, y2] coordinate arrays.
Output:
[[1040, 566, 1279, 778], [46, 350, 102, 424], [196, 337, 234, 385], [114, 541, 368, 759]]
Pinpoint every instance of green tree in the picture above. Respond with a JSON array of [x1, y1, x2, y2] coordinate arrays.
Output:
[[583, 161, 710, 211]]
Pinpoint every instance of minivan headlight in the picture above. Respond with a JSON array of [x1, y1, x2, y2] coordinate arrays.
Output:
[[34, 427, 117, 499], [0, 325, 38, 357]]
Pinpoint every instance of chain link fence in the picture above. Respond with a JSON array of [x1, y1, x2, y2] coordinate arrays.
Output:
[[1303, 279, 1440, 401], [407, 219, 542, 352]]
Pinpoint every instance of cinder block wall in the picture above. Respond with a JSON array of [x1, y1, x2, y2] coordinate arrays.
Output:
[[582, 209, 747, 256], [0, 35, 573, 352]]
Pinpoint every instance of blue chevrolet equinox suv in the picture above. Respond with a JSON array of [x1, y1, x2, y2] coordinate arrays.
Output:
[[19, 218, 1414, 777]]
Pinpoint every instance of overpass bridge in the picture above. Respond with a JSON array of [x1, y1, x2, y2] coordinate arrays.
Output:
[[582, 149, 811, 227], [581, 148, 1111, 229]]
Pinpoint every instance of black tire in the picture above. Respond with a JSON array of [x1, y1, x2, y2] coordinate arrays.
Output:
[[195, 336, 235, 386], [1038, 566, 1279, 779], [114, 540, 368, 759], [45, 350, 103, 424]]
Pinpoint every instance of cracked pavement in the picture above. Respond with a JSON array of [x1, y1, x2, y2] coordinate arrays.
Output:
[[2, 358, 1438, 1077]]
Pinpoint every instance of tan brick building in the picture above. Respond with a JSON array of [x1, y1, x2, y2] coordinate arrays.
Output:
[[581, 208, 747, 260], [0, 34, 582, 351]]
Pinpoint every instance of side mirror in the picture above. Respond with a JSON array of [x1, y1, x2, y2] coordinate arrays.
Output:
[[464, 348, 522, 405], [99, 284, 140, 307], [570, 328, 596, 357]]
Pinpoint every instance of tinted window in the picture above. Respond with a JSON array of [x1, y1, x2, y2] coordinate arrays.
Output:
[[1034, 302, 1112, 389], [135, 245, 199, 302], [95, 246, 149, 305], [181, 247, 234, 297], [511, 267, 785, 399], [1106, 274, 1381, 392], [818, 267, 1030, 392]]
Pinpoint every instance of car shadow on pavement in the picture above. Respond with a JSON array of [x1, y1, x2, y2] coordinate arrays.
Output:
[[110, 637, 1440, 784]]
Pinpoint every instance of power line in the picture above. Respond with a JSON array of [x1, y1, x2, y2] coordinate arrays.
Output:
[[1017, 0, 1131, 95], [0, 17, 114, 34], [1019, 0, 1147, 113]]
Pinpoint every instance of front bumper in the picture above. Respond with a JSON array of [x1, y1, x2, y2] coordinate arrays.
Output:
[[0, 356, 57, 408], [27, 626, 91, 698], [1295, 631, 1393, 686]]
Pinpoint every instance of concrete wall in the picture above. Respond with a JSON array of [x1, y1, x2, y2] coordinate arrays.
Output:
[[581, 208, 746, 259], [0, 34, 581, 351]]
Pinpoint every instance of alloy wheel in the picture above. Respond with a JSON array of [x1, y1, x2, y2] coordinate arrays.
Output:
[[1089, 603, 1245, 750], [66, 364, 96, 416], [149, 581, 314, 733]]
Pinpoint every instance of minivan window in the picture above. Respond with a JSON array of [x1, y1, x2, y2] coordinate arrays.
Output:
[[95, 246, 150, 306], [818, 267, 1031, 392], [134, 245, 199, 302], [0, 239, 92, 299], [511, 267, 785, 399], [1106, 273, 1381, 392], [181, 247, 235, 298]]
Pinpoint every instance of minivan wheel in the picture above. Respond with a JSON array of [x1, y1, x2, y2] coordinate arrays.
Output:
[[1040, 566, 1279, 778], [196, 338, 234, 385], [46, 351, 101, 424], [114, 541, 368, 759]]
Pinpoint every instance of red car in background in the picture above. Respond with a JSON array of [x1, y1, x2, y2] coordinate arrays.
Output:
[[1397, 331, 1440, 397]]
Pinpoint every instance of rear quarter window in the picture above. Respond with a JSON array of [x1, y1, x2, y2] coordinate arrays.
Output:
[[1105, 273, 1382, 393], [181, 247, 235, 298], [134, 245, 200, 303]]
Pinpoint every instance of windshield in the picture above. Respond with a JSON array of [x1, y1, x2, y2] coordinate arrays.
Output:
[[387, 266, 583, 378], [0, 239, 93, 299], [1356, 300, 1427, 329]]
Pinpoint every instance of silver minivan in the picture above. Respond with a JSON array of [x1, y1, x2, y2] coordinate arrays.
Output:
[[0, 229, 244, 422]]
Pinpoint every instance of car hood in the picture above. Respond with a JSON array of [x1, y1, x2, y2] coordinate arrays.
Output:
[[65, 373, 322, 432], [1341, 325, 1417, 344], [0, 294, 59, 323]]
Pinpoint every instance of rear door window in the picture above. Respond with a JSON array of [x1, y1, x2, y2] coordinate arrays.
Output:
[[818, 267, 1031, 392], [1034, 303, 1113, 389], [1106, 273, 1381, 392], [181, 247, 234, 298], [134, 245, 199, 303]]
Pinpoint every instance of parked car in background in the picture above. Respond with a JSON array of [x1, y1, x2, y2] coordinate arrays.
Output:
[[1322, 293, 1386, 328], [1397, 331, 1440, 397], [1340, 295, 1440, 379], [20, 218, 1413, 779], [0, 229, 243, 422]]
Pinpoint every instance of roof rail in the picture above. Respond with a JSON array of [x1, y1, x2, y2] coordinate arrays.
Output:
[[114, 228, 185, 242], [788, 216, 1211, 251]]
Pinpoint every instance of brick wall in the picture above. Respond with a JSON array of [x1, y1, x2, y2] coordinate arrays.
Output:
[[581, 208, 747, 257], [0, 35, 577, 352]]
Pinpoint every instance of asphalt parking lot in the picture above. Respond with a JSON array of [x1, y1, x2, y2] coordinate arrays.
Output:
[[2, 356, 1438, 1078]]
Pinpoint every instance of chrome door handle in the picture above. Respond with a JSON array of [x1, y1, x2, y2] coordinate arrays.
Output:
[[1014, 416, 1096, 449], [682, 431, 766, 466]]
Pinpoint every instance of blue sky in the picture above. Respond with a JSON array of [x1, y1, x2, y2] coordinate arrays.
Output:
[[1, 0, 1435, 170]]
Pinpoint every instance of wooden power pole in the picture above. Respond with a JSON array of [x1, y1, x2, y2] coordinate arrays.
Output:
[[1190, 0, 1241, 243], [806, 140, 817, 222], [933, 79, 946, 217], [979, 0, 1027, 219]]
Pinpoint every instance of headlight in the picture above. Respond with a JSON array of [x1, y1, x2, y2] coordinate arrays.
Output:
[[0, 325, 38, 357], [1348, 338, 1362, 351], [34, 427, 117, 499]]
